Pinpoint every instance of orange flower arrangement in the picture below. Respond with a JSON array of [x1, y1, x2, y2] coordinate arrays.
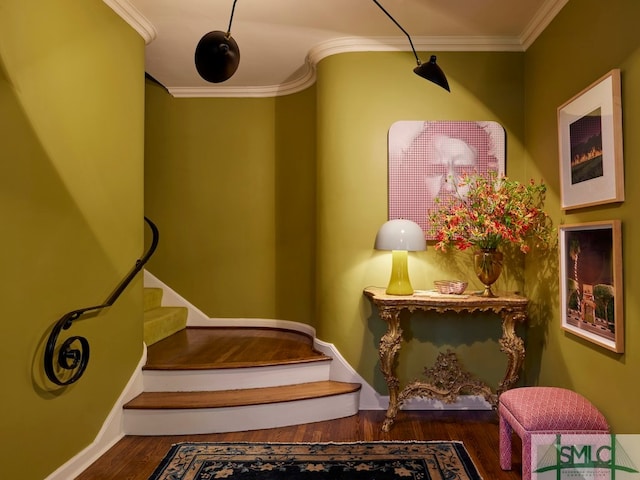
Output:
[[429, 172, 552, 253]]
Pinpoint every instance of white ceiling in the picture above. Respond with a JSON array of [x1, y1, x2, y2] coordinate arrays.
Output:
[[105, 0, 568, 97]]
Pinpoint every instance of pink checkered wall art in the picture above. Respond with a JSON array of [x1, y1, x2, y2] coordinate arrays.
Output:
[[388, 120, 506, 239]]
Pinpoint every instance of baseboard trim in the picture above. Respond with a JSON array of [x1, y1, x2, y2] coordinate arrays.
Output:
[[44, 348, 147, 480], [314, 337, 491, 411]]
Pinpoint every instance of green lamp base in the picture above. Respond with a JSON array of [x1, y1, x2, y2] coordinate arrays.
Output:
[[385, 250, 414, 295]]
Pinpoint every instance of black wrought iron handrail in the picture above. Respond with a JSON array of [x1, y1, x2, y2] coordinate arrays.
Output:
[[43, 216, 159, 386]]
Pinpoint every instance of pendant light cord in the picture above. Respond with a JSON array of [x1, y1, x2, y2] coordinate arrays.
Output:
[[227, 0, 239, 35]]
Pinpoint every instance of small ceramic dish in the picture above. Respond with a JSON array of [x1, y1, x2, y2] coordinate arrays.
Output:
[[433, 280, 468, 295]]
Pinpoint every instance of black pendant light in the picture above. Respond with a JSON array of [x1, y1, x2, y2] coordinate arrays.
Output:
[[372, 0, 450, 92], [194, 0, 240, 83]]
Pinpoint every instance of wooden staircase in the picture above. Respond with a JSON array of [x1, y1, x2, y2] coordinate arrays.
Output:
[[124, 289, 361, 434]]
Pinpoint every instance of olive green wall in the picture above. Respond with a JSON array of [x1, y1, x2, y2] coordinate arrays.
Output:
[[315, 51, 530, 392], [143, 0, 640, 440], [5, 1, 638, 478], [0, 1, 145, 478], [144, 83, 316, 324], [145, 51, 529, 393], [524, 0, 640, 432]]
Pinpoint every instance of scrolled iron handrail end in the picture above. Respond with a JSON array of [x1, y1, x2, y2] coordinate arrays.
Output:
[[43, 314, 91, 386], [43, 217, 159, 387]]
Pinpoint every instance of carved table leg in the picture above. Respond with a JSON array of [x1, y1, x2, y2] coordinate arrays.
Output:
[[377, 307, 402, 432], [497, 309, 527, 396]]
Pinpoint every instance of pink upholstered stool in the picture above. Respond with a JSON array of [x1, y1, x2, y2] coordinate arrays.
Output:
[[499, 387, 609, 480]]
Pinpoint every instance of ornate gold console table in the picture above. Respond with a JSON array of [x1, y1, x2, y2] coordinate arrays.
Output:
[[363, 286, 528, 431]]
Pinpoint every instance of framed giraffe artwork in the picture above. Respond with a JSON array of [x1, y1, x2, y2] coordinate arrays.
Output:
[[559, 220, 623, 352]]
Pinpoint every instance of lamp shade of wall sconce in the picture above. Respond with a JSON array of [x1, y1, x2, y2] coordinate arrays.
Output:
[[195, 31, 240, 83], [414, 55, 450, 92], [194, 0, 240, 83], [374, 219, 427, 295]]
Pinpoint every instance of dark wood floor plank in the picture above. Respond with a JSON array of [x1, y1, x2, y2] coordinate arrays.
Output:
[[74, 410, 522, 480]]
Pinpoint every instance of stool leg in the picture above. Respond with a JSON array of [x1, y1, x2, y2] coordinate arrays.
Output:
[[522, 432, 532, 480], [499, 412, 512, 470]]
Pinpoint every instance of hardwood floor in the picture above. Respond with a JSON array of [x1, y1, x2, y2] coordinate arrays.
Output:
[[75, 409, 523, 479], [75, 326, 523, 478]]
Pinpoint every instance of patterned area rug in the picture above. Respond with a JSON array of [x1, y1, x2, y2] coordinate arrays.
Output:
[[148, 441, 482, 480]]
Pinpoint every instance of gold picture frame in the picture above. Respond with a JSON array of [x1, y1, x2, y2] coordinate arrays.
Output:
[[557, 69, 624, 210], [559, 220, 623, 353]]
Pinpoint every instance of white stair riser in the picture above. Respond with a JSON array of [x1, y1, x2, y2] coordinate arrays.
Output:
[[143, 361, 331, 392], [123, 392, 360, 435]]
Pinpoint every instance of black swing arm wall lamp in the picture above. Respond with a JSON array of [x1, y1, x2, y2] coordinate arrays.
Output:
[[371, 0, 450, 92], [194, 0, 450, 91]]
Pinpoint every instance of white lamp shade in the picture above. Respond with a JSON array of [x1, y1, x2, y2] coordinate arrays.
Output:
[[374, 219, 426, 252]]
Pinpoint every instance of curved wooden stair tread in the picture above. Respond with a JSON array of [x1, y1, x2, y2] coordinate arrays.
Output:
[[144, 356, 332, 371], [144, 326, 331, 370], [125, 320, 361, 433], [124, 381, 361, 409]]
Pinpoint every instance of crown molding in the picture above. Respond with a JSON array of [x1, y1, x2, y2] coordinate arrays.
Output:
[[168, 63, 316, 98], [170, 35, 524, 98], [102, 0, 157, 44], [120, 0, 568, 98], [307, 35, 524, 66], [520, 0, 569, 49]]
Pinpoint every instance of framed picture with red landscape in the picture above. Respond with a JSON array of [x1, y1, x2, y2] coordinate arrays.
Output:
[[557, 69, 624, 210], [559, 220, 623, 353]]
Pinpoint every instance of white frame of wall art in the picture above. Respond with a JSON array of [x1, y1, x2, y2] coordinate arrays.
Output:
[[559, 220, 623, 353], [557, 69, 624, 210], [387, 120, 505, 240]]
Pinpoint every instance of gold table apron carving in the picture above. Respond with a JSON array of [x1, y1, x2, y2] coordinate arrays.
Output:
[[364, 286, 528, 432]]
